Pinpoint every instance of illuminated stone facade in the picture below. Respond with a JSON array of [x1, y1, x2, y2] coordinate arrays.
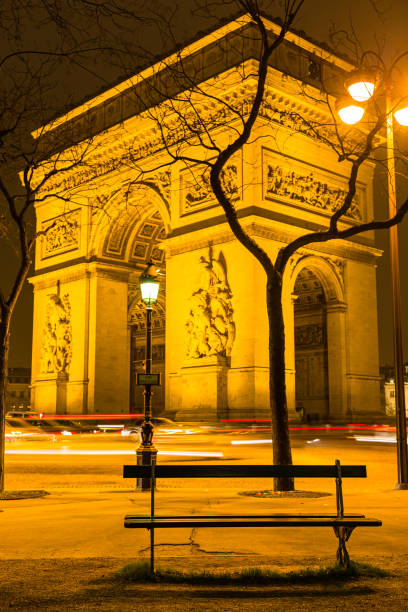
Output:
[[29, 16, 382, 421]]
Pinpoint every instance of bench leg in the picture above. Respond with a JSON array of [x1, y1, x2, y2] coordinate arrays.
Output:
[[148, 527, 155, 575], [333, 526, 354, 568]]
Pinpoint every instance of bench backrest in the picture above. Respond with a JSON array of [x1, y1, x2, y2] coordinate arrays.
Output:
[[123, 463, 366, 479], [123, 460, 366, 520]]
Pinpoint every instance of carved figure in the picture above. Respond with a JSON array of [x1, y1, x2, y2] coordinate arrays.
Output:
[[186, 251, 235, 359], [40, 294, 72, 374], [295, 324, 324, 347], [42, 211, 80, 257], [184, 164, 239, 211], [266, 163, 361, 220]]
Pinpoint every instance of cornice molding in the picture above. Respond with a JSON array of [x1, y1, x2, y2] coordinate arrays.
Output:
[[29, 260, 134, 289], [164, 216, 381, 265], [32, 62, 360, 196]]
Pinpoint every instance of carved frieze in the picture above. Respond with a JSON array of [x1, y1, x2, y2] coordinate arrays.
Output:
[[263, 149, 363, 221], [41, 210, 80, 259], [180, 160, 240, 215], [35, 79, 358, 198], [186, 250, 235, 359], [40, 293, 72, 374], [295, 323, 324, 347]]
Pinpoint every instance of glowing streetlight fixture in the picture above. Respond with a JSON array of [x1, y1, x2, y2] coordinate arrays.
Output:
[[394, 105, 408, 127], [345, 70, 376, 102], [140, 263, 160, 307], [336, 97, 365, 124]]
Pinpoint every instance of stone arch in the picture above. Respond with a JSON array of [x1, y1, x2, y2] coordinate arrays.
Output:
[[283, 254, 348, 422], [283, 255, 345, 305], [85, 182, 170, 416], [128, 290, 166, 330], [88, 182, 171, 260], [128, 289, 166, 416]]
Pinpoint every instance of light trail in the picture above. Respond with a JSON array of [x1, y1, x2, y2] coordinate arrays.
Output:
[[353, 436, 398, 444], [231, 439, 272, 445], [5, 449, 224, 457]]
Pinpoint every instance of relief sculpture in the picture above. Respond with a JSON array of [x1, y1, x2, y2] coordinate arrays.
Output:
[[265, 163, 361, 220], [40, 294, 72, 374], [295, 324, 324, 347], [182, 163, 239, 213], [42, 210, 80, 258], [186, 251, 235, 358]]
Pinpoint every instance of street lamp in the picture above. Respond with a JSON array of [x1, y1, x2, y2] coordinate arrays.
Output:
[[337, 65, 408, 489], [137, 262, 160, 491]]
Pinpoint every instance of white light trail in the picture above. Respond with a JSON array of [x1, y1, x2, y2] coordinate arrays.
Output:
[[354, 436, 398, 444], [231, 439, 272, 445]]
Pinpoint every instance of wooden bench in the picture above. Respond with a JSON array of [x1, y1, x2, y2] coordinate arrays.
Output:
[[123, 460, 381, 573]]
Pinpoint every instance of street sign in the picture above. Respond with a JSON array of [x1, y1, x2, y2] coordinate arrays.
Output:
[[137, 373, 161, 386]]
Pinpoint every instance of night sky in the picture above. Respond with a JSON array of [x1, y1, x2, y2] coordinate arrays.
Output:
[[3, 0, 408, 368]]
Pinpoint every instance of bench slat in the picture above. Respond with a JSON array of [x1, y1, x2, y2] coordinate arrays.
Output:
[[124, 517, 382, 528], [125, 513, 366, 520], [123, 464, 367, 479]]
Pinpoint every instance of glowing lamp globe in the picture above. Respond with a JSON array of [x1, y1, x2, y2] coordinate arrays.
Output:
[[394, 105, 408, 126], [336, 98, 365, 125], [140, 263, 160, 307], [347, 81, 375, 102], [345, 70, 376, 102]]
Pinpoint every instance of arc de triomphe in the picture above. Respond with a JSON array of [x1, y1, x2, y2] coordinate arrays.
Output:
[[29, 16, 383, 423]]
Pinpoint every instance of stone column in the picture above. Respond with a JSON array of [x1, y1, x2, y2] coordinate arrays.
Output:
[[326, 301, 348, 421], [86, 264, 130, 414], [344, 260, 383, 421]]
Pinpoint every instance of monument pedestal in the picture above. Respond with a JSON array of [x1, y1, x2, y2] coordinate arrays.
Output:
[[175, 355, 229, 421], [31, 372, 68, 414]]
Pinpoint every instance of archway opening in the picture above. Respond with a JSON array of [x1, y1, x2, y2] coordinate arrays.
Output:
[[126, 209, 166, 417], [129, 298, 166, 416], [294, 268, 329, 423]]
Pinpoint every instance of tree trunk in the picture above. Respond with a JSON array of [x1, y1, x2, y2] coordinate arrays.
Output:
[[0, 313, 10, 494], [267, 272, 294, 491]]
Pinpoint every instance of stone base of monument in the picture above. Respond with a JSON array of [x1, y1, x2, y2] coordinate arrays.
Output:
[[31, 371, 68, 414], [174, 355, 229, 421]]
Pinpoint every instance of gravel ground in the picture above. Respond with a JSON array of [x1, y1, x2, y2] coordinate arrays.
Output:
[[1, 555, 407, 611]]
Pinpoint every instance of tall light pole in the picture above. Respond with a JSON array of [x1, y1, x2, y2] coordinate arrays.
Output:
[[137, 262, 160, 491], [385, 98, 408, 489], [337, 65, 408, 489]]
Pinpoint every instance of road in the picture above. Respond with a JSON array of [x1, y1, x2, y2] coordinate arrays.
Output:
[[4, 424, 402, 490]]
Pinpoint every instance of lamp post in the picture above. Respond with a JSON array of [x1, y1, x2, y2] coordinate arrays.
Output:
[[137, 262, 160, 491], [337, 66, 408, 489]]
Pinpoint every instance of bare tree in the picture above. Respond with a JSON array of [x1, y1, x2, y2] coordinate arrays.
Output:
[[0, 0, 152, 494], [105, 0, 408, 490]]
